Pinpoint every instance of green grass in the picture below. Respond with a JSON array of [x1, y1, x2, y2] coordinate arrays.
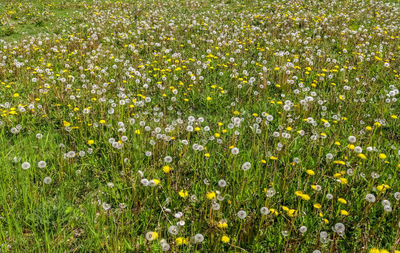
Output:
[[0, 0, 400, 252]]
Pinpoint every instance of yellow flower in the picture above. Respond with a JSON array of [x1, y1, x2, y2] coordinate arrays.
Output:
[[377, 184, 390, 192], [88, 140, 94, 145], [152, 179, 160, 185], [339, 177, 348, 184], [162, 165, 172, 173], [338, 198, 347, 204], [306, 169, 315, 176], [369, 249, 380, 253], [287, 209, 296, 217], [176, 237, 189, 245], [281, 206, 289, 212], [314, 203, 322, 209], [269, 208, 279, 215], [217, 221, 228, 228], [206, 191, 216, 200], [301, 194, 310, 201], [358, 153, 367, 159], [13, 93, 19, 98], [179, 190, 188, 198], [295, 191, 303, 196], [63, 121, 71, 127], [221, 235, 230, 243], [340, 210, 349, 216], [378, 153, 387, 159]]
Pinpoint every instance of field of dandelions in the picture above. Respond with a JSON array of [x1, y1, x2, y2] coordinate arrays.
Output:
[[0, 0, 400, 252]]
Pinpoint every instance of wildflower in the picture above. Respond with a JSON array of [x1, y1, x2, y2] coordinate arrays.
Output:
[[358, 154, 367, 159], [231, 147, 239, 155], [179, 190, 189, 198], [237, 210, 247, 219], [314, 203, 322, 209], [241, 162, 251, 171], [218, 179, 227, 187], [284, 208, 294, 216], [334, 223, 345, 233], [162, 165, 172, 173], [377, 184, 390, 192], [164, 156, 173, 163], [21, 162, 31, 170], [88, 140, 94, 145], [365, 194, 376, 203], [378, 153, 387, 159], [338, 198, 347, 204], [43, 177, 52, 184], [306, 169, 315, 175], [146, 231, 158, 241], [260, 207, 269, 215], [161, 242, 170, 251], [340, 210, 349, 216], [151, 179, 160, 186], [38, 161, 47, 168], [218, 220, 228, 228], [299, 226, 307, 233], [175, 237, 188, 245], [221, 235, 230, 243], [206, 192, 216, 200]]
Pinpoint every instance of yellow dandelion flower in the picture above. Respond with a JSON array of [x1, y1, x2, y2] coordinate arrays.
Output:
[[221, 235, 230, 243], [162, 165, 172, 173], [339, 177, 348, 184], [358, 153, 367, 159], [179, 190, 189, 198], [218, 221, 228, 228], [206, 191, 216, 200], [176, 237, 189, 245], [314, 203, 322, 209], [306, 169, 315, 176]]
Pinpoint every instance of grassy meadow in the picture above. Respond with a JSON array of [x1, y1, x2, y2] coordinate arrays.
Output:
[[1, 0, 400, 252]]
